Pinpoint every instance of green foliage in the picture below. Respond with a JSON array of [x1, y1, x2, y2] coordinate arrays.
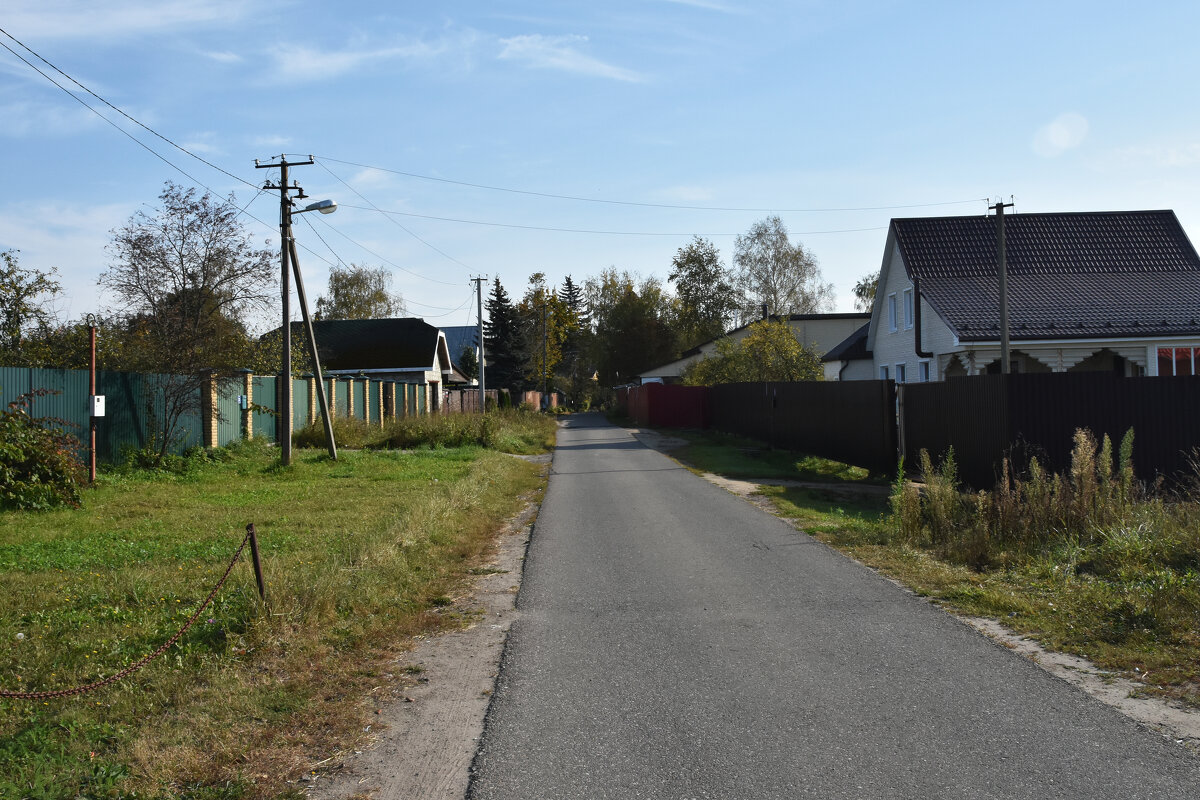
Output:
[[681, 320, 823, 385], [668, 236, 740, 349], [484, 278, 529, 393], [733, 215, 833, 321], [0, 442, 544, 796], [0, 391, 85, 511], [457, 344, 478, 381], [0, 249, 63, 367], [585, 269, 679, 386], [852, 271, 878, 312], [314, 263, 405, 320], [292, 409, 557, 455]]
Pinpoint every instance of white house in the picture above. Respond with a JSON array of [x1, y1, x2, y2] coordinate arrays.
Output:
[[639, 312, 870, 383], [836, 210, 1200, 382]]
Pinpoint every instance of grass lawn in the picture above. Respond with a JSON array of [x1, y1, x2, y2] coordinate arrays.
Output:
[[665, 431, 1200, 710], [1, 430, 550, 799], [669, 429, 884, 484]]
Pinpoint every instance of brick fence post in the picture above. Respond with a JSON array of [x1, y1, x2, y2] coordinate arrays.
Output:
[[241, 370, 253, 440], [201, 370, 218, 449]]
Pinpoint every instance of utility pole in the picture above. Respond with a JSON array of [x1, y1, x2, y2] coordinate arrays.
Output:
[[990, 198, 1015, 375], [471, 276, 487, 412], [256, 155, 313, 465]]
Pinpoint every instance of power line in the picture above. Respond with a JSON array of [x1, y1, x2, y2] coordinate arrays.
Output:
[[338, 203, 886, 237], [315, 155, 985, 214], [310, 214, 464, 287], [0, 26, 259, 191], [315, 160, 475, 273]]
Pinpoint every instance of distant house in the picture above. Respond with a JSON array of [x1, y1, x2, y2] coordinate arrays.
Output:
[[638, 312, 870, 383], [835, 210, 1200, 382], [441, 325, 482, 384], [294, 317, 464, 408]]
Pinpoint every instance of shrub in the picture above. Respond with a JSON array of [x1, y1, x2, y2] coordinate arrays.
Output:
[[0, 390, 86, 510]]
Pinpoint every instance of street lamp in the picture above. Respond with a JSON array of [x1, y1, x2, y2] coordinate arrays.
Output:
[[297, 199, 337, 215]]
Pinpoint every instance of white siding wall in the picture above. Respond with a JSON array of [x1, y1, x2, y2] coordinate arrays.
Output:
[[869, 244, 958, 382]]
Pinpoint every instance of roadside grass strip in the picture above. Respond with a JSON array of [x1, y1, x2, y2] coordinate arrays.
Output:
[[0, 430, 549, 799]]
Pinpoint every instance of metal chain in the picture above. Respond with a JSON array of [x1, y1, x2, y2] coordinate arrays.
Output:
[[1, 527, 255, 701]]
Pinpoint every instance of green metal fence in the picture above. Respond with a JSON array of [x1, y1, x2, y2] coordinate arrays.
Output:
[[2, 366, 446, 463]]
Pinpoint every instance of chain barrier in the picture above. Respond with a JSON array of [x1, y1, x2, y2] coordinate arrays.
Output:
[[1, 525, 258, 701]]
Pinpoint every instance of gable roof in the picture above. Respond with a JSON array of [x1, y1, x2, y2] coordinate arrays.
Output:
[[441, 325, 479, 359], [892, 210, 1200, 342], [291, 318, 447, 371], [821, 323, 870, 362]]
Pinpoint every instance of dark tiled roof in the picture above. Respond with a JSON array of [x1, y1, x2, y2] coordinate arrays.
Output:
[[290, 318, 442, 370], [892, 210, 1200, 341], [821, 323, 871, 362]]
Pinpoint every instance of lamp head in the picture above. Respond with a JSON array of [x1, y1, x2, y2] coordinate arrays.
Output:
[[301, 199, 337, 215]]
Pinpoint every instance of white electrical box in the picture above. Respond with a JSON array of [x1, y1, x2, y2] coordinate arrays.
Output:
[[90, 395, 105, 417]]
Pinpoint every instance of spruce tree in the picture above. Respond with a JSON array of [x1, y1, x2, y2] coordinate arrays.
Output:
[[484, 277, 528, 395]]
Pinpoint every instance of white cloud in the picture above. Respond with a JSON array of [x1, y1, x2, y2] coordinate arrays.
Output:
[[658, 0, 740, 12], [498, 34, 643, 82], [4, 0, 259, 41], [349, 168, 393, 189], [0, 100, 102, 137], [180, 133, 222, 155], [1032, 112, 1089, 158], [203, 50, 243, 64], [264, 36, 461, 83]]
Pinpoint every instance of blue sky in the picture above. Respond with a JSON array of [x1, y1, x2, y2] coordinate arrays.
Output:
[[3, 0, 1200, 330]]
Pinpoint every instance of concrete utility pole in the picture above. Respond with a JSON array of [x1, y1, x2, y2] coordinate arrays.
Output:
[[471, 276, 487, 412], [990, 198, 1015, 374], [256, 155, 338, 462]]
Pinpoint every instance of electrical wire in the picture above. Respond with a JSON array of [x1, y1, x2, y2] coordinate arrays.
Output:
[[338, 203, 886, 237], [0, 26, 259, 191], [315, 160, 475, 273], [316, 155, 986, 214], [310, 214, 464, 287]]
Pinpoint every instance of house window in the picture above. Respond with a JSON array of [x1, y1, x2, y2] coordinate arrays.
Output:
[[879, 365, 889, 380], [1157, 347, 1199, 376], [903, 289, 914, 329], [918, 361, 930, 382], [888, 294, 898, 332], [895, 363, 907, 383]]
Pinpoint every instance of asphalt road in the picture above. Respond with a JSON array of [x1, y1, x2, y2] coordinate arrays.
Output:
[[467, 413, 1200, 799]]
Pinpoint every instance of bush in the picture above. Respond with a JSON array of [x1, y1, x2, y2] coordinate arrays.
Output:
[[0, 390, 86, 510]]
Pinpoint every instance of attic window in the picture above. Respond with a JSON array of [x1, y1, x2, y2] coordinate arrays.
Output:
[[902, 289, 914, 330], [888, 294, 898, 332]]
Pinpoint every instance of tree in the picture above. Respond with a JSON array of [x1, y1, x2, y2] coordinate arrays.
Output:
[[585, 269, 678, 387], [681, 319, 823, 386], [100, 181, 275, 461], [668, 236, 741, 350], [557, 275, 592, 407], [457, 345, 478, 381], [733, 215, 833, 323], [853, 272, 879, 312], [517, 272, 572, 394], [314, 263, 405, 320], [484, 278, 528, 395], [0, 249, 62, 365]]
